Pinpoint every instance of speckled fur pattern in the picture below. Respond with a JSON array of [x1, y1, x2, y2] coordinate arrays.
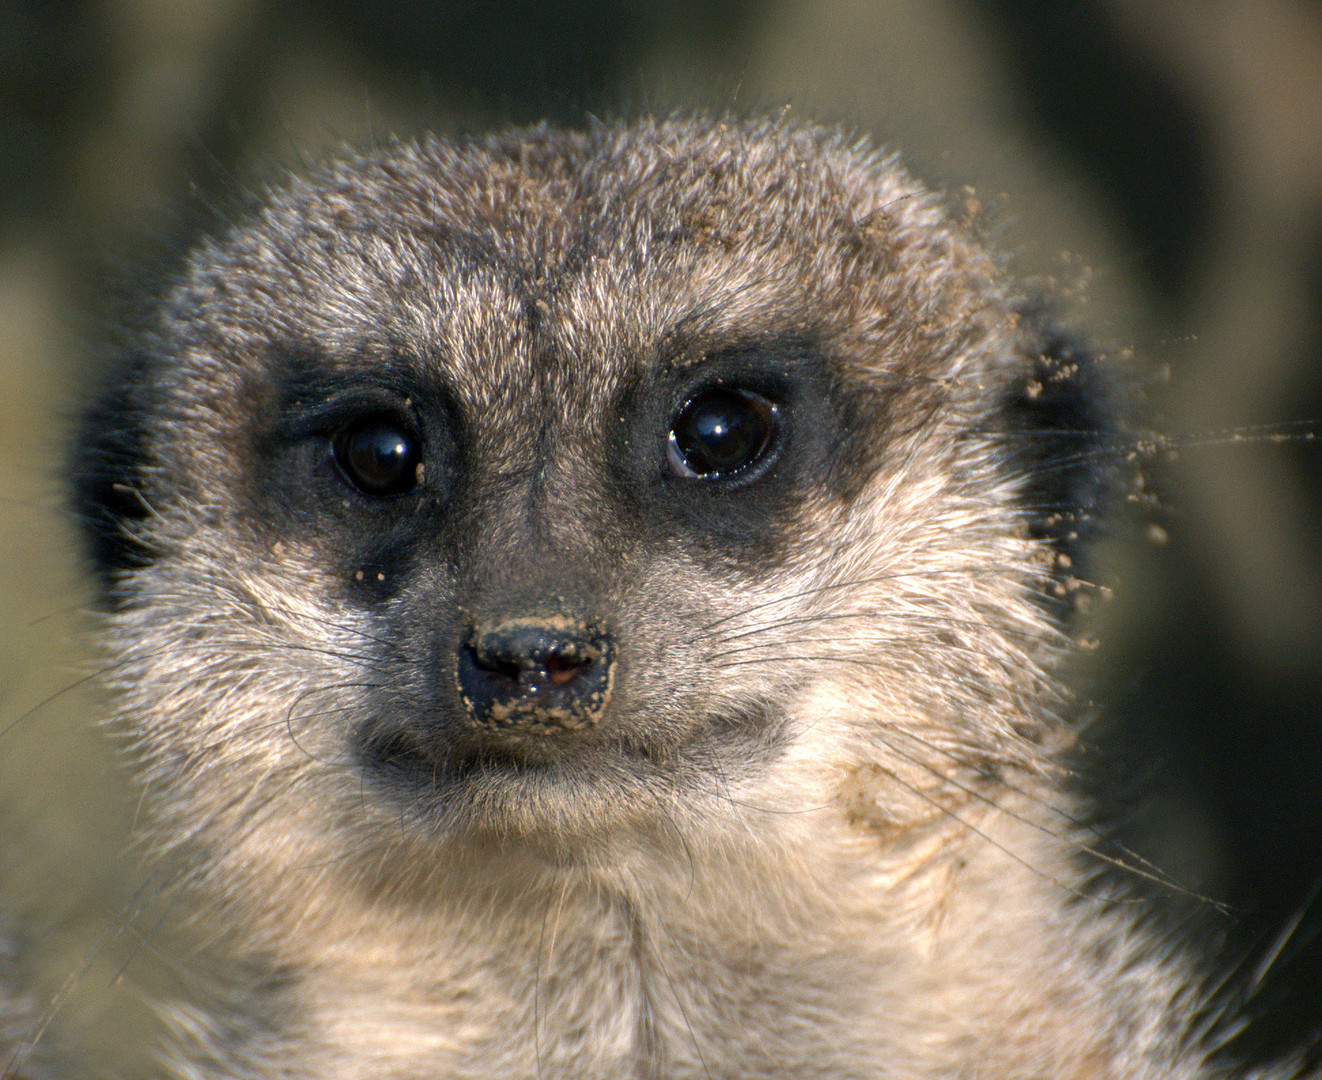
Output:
[[54, 116, 1267, 1078]]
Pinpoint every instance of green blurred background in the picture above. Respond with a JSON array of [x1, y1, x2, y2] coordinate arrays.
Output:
[[1, 0, 1320, 1075]]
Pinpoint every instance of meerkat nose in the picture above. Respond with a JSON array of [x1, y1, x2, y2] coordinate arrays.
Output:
[[457, 618, 614, 732]]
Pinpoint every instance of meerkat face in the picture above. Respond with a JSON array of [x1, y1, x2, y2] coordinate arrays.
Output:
[[72, 120, 1110, 885]]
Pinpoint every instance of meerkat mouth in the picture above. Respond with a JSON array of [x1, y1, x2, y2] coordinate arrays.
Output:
[[351, 690, 788, 835]]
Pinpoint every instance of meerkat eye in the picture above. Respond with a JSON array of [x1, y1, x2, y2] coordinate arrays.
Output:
[[665, 387, 780, 479], [331, 415, 422, 496]]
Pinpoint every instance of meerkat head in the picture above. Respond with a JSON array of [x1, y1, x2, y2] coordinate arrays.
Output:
[[71, 118, 1112, 905]]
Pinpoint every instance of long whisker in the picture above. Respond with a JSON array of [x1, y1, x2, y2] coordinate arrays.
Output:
[[878, 724, 1223, 907], [696, 567, 1004, 634], [872, 727, 1231, 914], [708, 607, 1039, 649]]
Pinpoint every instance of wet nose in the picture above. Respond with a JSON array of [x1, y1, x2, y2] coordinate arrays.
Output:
[[457, 619, 613, 731]]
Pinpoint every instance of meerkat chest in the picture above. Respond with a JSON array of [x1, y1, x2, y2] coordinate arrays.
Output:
[[257, 897, 918, 1080]]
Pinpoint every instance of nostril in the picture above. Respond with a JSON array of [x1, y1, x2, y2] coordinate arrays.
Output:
[[544, 651, 589, 687]]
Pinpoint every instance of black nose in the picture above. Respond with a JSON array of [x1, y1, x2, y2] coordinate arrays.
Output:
[[457, 619, 613, 732]]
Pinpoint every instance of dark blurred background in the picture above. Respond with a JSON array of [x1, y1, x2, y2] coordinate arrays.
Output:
[[0, 1, 1319, 1075]]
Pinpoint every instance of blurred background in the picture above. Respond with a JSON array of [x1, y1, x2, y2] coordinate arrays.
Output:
[[0, 0, 1319, 1075]]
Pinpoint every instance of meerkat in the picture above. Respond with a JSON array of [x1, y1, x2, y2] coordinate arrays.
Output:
[[38, 115, 1273, 1078]]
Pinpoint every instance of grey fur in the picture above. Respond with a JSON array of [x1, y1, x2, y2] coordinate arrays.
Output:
[[56, 116, 1256, 1077]]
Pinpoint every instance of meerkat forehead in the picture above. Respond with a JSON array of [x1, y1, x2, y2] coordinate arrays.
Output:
[[162, 119, 1002, 421]]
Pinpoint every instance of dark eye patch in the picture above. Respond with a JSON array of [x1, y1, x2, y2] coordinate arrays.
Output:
[[598, 337, 849, 564], [251, 353, 464, 528]]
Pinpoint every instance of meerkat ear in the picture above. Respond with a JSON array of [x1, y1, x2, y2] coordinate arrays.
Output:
[[1001, 306, 1124, 618], [69, 352, 161, 605]]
